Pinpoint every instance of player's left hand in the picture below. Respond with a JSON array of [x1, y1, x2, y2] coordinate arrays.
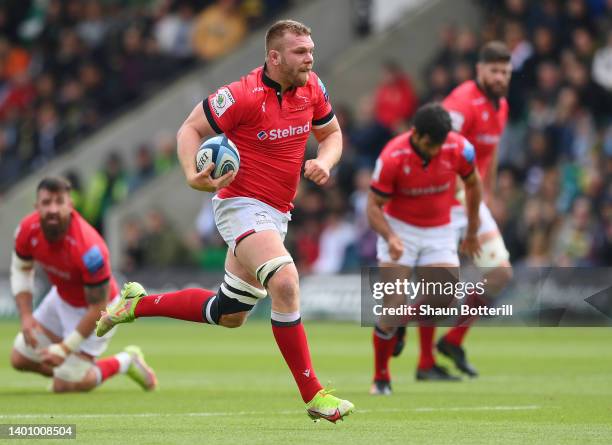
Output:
[[304, 159, 330, 186], [460, 233, 481, 258], [41, 343, 69, 367]]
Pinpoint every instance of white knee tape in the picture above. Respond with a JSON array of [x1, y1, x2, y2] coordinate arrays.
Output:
[[255, 255, 293, 287], [474, 235, 510, 268], [53, 354, 93, 382], [222, 270, 267, 305], [13, 330, 52, 363]]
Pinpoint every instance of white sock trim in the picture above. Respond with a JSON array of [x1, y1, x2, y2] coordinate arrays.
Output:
[[93, 366, 103, 386], [271, 310, 300, 323], [115, 352, 131, 374]]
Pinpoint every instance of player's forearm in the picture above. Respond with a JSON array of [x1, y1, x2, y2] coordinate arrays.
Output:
[[367, 201, 395, 242], [464, 180, 482, 236], [75, 302, 106, 339], [316, 129, 342, 170], [177, 124, 204, 180], [15, 292, 34, 320]]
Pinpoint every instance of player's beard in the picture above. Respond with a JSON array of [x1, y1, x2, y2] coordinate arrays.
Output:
[[40, 214, 70, 242], [281, 62, 310, 88], [481, 77, 508, 100]]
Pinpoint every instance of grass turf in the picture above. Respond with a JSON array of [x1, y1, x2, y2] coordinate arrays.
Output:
[[0, 320, 611, 444]]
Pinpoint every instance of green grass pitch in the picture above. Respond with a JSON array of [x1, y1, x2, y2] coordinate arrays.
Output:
[[1, 320, 611, 444]]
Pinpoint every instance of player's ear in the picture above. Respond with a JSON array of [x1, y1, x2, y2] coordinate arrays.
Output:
[[269, 49, 281, 66]]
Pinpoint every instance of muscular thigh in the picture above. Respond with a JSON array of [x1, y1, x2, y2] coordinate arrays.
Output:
[[233, 230, 290, 278]]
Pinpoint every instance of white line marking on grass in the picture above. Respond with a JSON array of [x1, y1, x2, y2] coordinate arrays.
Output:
[[0, 405, 541, 420]]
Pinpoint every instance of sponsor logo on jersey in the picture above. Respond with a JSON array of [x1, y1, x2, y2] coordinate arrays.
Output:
[[251, 87, 264, 93], [211, 87, 235, 117], [462, 140, 475, 163], [318, 78, 329, 102], [401, 182, 451, 196], [258, 122, 311, 141], [82, 245, 105, 274], [475, 133, 501, 145]]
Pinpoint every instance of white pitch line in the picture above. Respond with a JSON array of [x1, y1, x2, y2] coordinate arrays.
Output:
[[0, 405, 541, 420]]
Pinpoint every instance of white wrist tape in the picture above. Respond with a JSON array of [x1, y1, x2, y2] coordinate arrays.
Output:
[[47, 343, 67, 358], [63, 331, 85, 352], [10, 252, 34, 295]]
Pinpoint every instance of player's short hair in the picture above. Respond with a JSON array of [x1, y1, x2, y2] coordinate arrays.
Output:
[[37, 176, 72, 195], [479, 41, 511, 64], [413, 103, 452, 145], [265, 19, 311, 53]]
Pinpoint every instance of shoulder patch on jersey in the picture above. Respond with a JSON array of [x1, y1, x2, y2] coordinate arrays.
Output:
[[211, 87, 235, 117], [462, 140, 475, 163], [82, 245, 105, 275], [317, 77, 329, 103], [449, 110, 465, 132]]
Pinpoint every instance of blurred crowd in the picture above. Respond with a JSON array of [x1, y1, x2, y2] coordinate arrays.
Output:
[[283, 0, 612, 272], [0, 0, 286, 195]]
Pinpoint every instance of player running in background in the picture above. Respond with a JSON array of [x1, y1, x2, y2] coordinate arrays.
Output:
[[413, 41, 514, 378], [10, 177, 156, 393], [96, 20, 354, 423], [368, 103, 482, 395]]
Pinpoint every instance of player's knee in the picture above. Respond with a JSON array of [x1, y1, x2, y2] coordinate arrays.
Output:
[[219, 312, 248, 328], [267, 267, 299, 302], [10, 349, 30, 371], [204, 270, 267, 325]]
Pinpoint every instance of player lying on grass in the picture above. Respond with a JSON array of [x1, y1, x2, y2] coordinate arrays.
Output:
[[10, 177, 156, 393]]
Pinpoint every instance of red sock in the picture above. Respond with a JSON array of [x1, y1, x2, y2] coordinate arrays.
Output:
[[445, 292, 484, 345], [95, 357, 120, 383], [373, 327, 398, 382], [134, 288, 216, 322], [271, 319, 323, 403], [445, 326, 469, 346], [418, 325, 435, 370]]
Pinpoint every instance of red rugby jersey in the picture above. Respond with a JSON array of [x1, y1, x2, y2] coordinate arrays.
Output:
[[370, 130, 475, 227], [14, 210, 119, 308], [203, 65, 334, 212], [442, 80, 508, 184]]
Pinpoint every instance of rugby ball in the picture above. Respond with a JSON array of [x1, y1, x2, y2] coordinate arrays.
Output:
[[195, 135, 240, 178]]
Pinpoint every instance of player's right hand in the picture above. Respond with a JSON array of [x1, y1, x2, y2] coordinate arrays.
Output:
[[187, 163, 236, 192], [21, 315, 40, 348], [460, 233, 481, 258], [388, 234, 404, 261]]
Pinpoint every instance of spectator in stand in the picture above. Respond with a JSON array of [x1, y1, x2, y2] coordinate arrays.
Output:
[[373, 61, 418, 134], [192, 0, 247, 61], [83, 151, 128, 235], [128, 144, 156, 193]]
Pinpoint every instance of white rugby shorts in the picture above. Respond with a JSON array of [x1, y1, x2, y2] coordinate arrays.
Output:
[[212, 196, 290, 253], [377, 214, 459, 267]]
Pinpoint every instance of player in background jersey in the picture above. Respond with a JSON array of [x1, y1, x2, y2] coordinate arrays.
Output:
[[10, 177, 156, 392], [96, 20, 354, 423], [368, 104, 482, 395], [411, 41, 514, 378]]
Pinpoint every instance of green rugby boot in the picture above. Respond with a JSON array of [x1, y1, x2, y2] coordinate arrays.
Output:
[[305, 389, 355, 423], [96, 282, 147, 337], [124, 345, 158, 391]]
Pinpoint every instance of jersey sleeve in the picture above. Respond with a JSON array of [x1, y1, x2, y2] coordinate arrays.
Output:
[[370, 146, 400, 196], [202, 80, 248, 134], [311, 74, 334, 128], [14, 221, 33, 260], [443, 94, 474, 135], [80, 244, 111, 286], [456, 138, 476, 178]]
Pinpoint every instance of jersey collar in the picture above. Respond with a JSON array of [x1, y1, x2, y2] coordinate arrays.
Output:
[[408, 132, 431, 168], [262, 63, 295, 103]]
